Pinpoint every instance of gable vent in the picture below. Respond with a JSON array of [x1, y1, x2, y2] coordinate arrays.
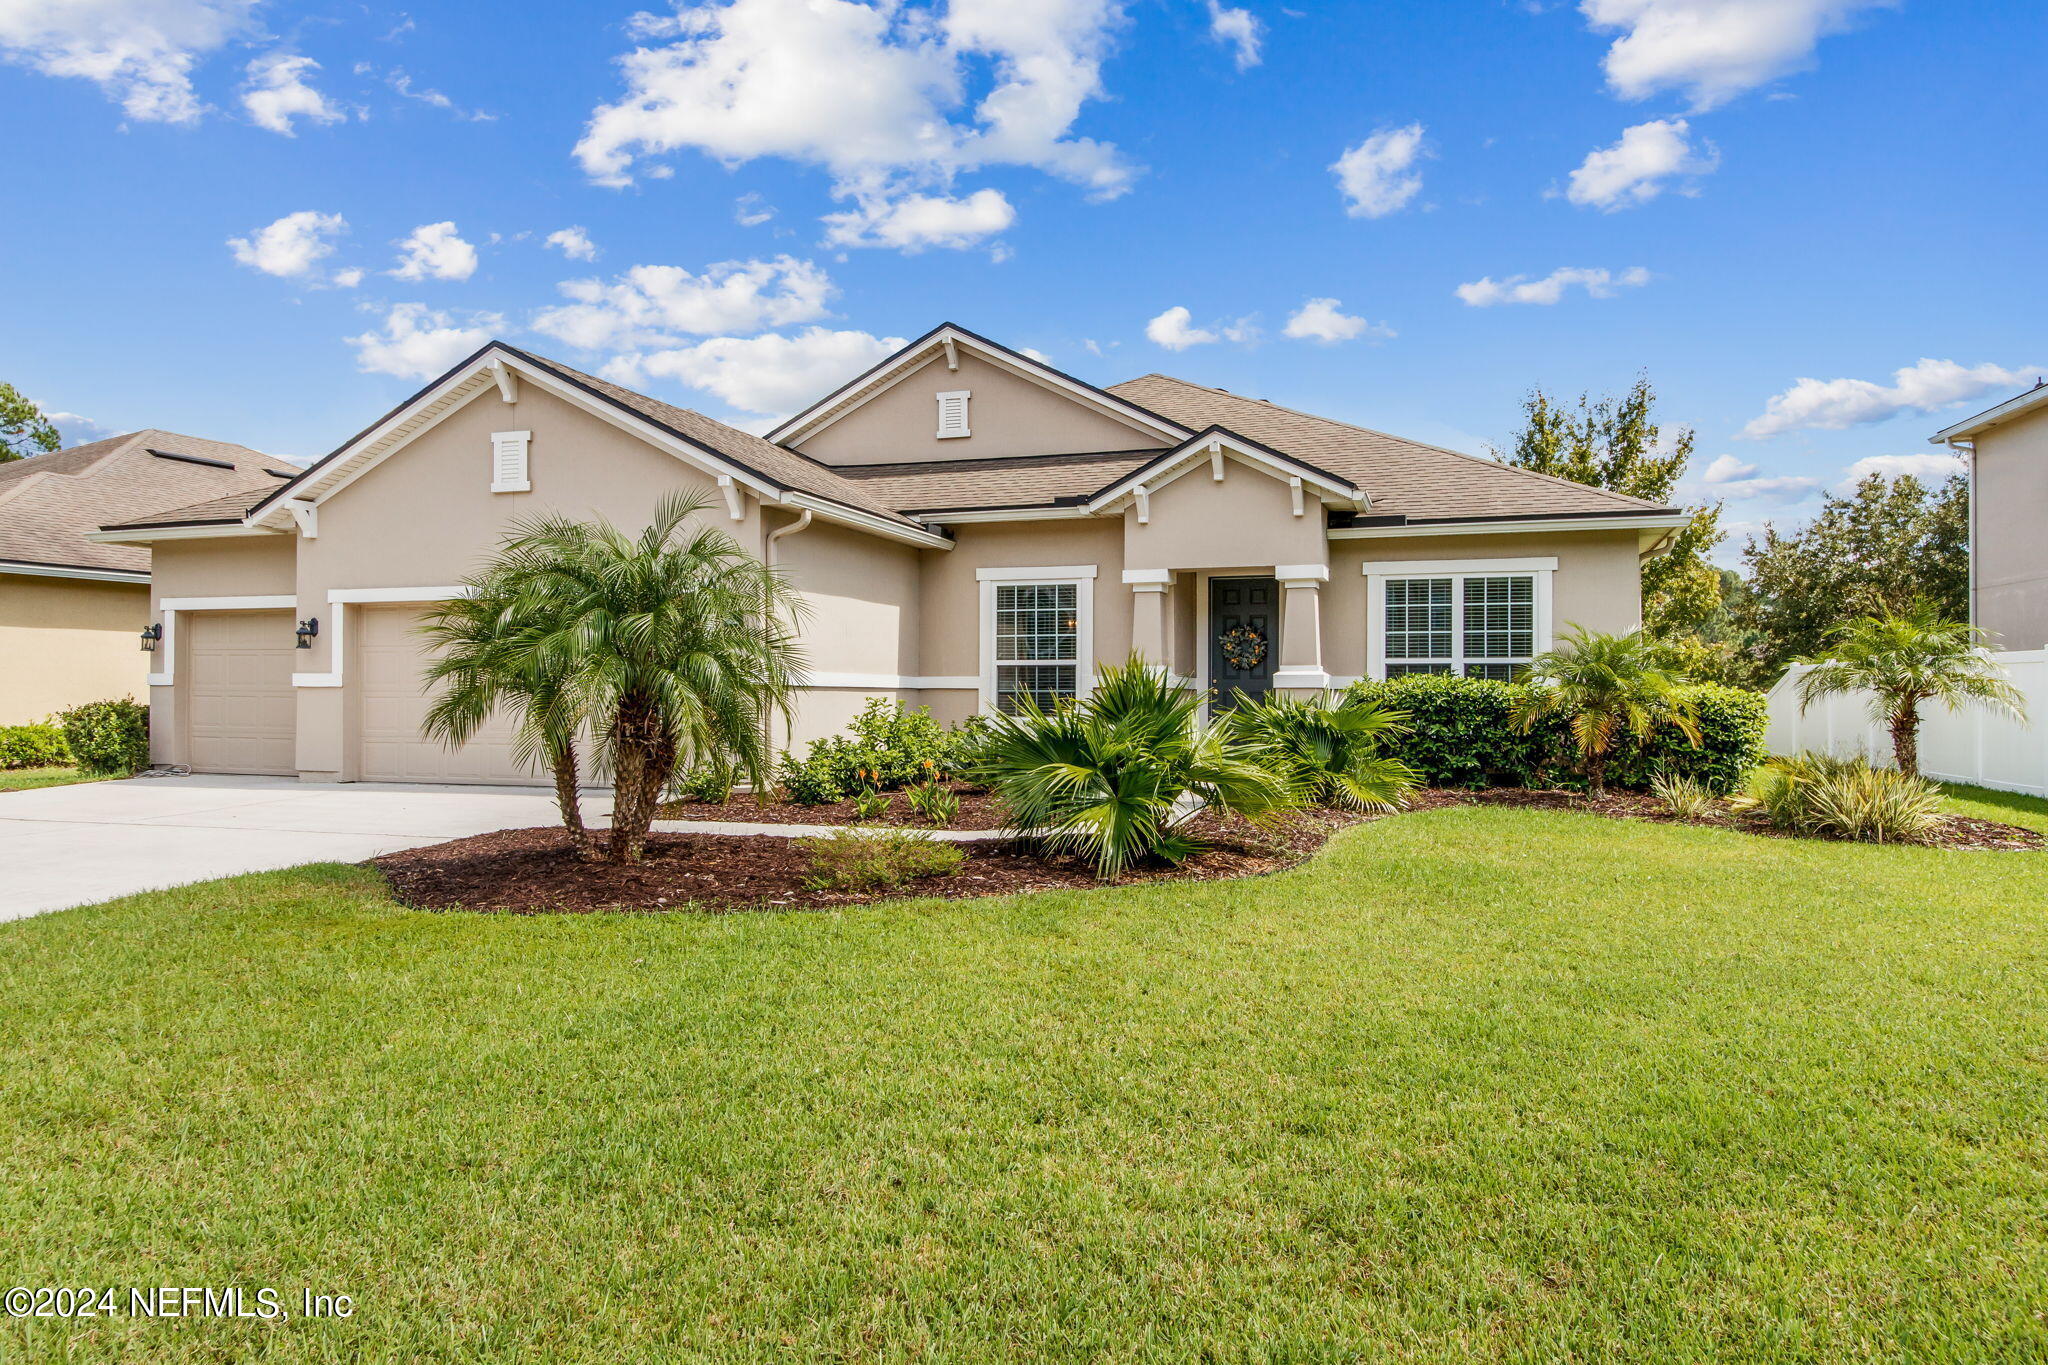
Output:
[[491, 430, 532, 493], [936, 390, 971, 440]]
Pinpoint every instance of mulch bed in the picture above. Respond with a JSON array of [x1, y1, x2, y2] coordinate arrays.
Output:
[[372, 808, 1371, 914], [1415, 786, 2045, 851], [655, 781, 1013, 830]]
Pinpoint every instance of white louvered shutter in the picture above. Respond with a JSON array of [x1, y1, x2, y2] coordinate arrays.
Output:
[[490, 430, 531, 492], [935, 391, 971, 439]]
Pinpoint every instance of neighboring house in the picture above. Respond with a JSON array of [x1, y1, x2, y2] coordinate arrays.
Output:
[[1931, 381, 2048, 651], [92, 325, 1686, 783], [0, 430, 295, 725]]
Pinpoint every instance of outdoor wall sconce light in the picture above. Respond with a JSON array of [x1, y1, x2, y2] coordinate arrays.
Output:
[[296, 617, 320, 649], [140, 622, 162, 653]]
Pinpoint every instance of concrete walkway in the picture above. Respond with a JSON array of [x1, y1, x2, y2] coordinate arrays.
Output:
[[0, 775, 1016, 923]]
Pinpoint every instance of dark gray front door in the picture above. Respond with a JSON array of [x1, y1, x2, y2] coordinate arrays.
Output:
[[1209, 576, 1278, 712]]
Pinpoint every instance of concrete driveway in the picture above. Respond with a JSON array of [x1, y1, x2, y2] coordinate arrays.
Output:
[[0, 775, 574, 922]]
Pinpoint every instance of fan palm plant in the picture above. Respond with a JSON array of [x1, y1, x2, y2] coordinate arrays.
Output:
[[968, 658, 1299, 880], [470, 492, 807, 863], [1226, 690, 1418, 811], [1795, 610, 2026, 777], [420, 572, 598, 858], [1511, 626, 1700, 798]]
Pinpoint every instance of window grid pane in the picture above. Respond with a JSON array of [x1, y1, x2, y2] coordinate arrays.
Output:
[[1462, 576, 1533, 662], [1382, 573, 1537, 679], [993, 582, 1080, 713], [1385, 578, 1452, 663]]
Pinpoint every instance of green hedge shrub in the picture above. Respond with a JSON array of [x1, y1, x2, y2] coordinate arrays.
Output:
[[0, 722, 71, 770], [56, 698, 150, 777], [1343, 675, 1767, 794], [777, 699, 967, 804]]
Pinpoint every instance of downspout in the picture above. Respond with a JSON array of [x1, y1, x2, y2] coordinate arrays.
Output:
[[760, 505, 814, 771], [1949, 439, 1976, 627]]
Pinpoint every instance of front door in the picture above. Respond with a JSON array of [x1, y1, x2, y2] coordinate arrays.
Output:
[[1209, 576, 1279, 712]]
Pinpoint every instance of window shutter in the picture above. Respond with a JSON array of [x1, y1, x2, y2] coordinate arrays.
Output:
[[490, 430, 531, 493], [936, 390, 971, 439]]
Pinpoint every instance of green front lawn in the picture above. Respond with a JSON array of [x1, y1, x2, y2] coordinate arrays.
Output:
[[3, 789, 2046, 1362], [0, 766, 105, 793]]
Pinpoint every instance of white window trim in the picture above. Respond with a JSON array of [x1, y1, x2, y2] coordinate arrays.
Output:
[[978, 569, 1095, 714], [291, 585, 474, 689], [490, 429, 532, 493], [936, 390, 971, 440], [147, 595, 298, 686], [1364, 558, 1555, 681]]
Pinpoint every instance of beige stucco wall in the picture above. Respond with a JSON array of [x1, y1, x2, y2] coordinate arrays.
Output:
[[1123, 461, 1328, 572], [1971, 409, 2048, 651], [0, 574, 150, 724], [793, 351, 1162, 466]]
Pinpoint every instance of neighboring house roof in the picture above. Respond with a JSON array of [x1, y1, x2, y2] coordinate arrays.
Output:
[[1106, 374, 1673, 523], [1929, 379, 2048, 443], [1, 430, 291, 576]]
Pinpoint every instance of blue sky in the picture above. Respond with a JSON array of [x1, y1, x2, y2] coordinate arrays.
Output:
[[2, 0, 2043, 559]]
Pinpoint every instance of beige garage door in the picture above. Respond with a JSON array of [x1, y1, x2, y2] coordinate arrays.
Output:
[[357, 606, 541, 785], [186, 610, 297, 776]]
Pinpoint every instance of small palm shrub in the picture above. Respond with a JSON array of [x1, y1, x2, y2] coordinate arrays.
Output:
[[1796, 610, 2026, 777], [968, 657, 1299, 880], [1650, 774, 1719, 819], [57, 699, 149, 776], [0, 722, 70, 770], [906, 780, 960, 827], [1734, 753, 1943, 843], [851, 787, 891, 822], [1226, 691, 1418, 812], [798, 828, 966, 892], [1512, 628, 1700, 798]]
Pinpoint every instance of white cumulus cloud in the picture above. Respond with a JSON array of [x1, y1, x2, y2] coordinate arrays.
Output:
[[1331, 123, 1427, 219], [1740, 359, 2048, 438], [821, 188, 1015, 252], [531, 256, 834, 351], [227, 210, 349, 279], [0, 0, 260, 123], [1691, 453, 1820, 503], [1283, 298, 1392, 344], [239, 52, 347, 136], [346, 303, 501, 380], [609, 326, 906, 417], [1205, 1, 1262, 70], [390, 221, 479, 282], [573, 0, 1136, 244], [1145, 306, 1217, 351], [1836, 452, 1967, 489], [1581, 0, 1895, 111], [1454, 266, 1652, 307], [734, 192, 775, 226], [544, 226, 599, 262], [1563, 118, 1717, 210]]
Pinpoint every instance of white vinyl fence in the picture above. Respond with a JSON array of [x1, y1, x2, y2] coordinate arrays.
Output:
[[1765, 648, 2048, 796]]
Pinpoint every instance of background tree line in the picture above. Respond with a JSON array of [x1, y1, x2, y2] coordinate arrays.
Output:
[[1493, 378, 1970, 688]]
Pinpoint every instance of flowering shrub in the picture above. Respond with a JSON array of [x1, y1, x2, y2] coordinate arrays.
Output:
[[777, 700, 971, 805]]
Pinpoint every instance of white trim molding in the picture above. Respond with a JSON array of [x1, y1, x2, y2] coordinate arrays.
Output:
[[1274, 562, 1330, 585], [1363, 558, 1555, 681], [148, 595, 298, 686], [292, 585, 475, 688], [799, 672, 981, 690], [1331, 514, 1689, 540], [0, 561, 149, 584], [1086, 429, 1364, 518], [1271, 666, 1332, 690], [1121, 567, 1172, 585]]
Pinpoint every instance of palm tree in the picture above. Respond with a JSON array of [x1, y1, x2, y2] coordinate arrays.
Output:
[[1227, 690, 1418, 812], [477, 492, 807, 864], [1511, 626, 1700, 798], [969, 657, 1299, 880], [419, 573, 597, 858], [1796, 611, 2026, 777]]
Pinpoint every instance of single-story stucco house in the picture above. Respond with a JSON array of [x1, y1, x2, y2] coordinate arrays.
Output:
[[0, 430, 297, 725], [89, 324, 1687, 784]]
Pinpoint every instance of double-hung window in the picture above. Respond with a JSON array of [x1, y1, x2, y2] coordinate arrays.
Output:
[[978, 567, 1095, 714], [1370, 560, 1551, 681]]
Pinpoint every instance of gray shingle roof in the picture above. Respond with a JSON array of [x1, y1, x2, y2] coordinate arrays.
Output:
[[1105, 375, 1673, 521], [834, 449, 1165, 513], [2, 430, 288, 573]]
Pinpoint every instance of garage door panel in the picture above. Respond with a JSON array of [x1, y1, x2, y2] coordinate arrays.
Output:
[[356, 607, 540, 785], [186, 611, 296, 776]]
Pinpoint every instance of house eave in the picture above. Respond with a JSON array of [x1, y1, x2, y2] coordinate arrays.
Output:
[[1929, 383, 2048, 443], [0, 557, 151, 584], [1329, 511, 1691, 540]]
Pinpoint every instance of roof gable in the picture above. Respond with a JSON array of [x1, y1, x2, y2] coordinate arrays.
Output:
[[768, 323, 1191, 453]]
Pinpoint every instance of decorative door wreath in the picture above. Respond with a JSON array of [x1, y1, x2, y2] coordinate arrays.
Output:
[[1218, 624, 1268, 672]]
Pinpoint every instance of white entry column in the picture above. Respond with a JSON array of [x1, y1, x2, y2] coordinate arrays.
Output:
[[1272, 563, 1329, 692], [1122, 568, 1172, 670]]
